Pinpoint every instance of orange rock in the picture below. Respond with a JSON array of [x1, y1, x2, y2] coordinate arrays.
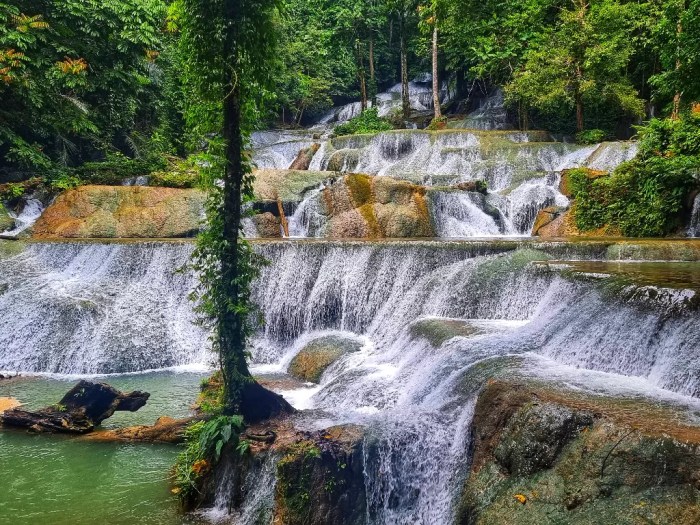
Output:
[[32, 185, 206, 239]]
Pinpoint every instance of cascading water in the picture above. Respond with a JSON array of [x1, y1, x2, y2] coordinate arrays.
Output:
[[1, 198, 44, 237], [0, 241, 208, 374], [688, 193, 700, 237], [318, 76, 452, 125], [5, 239, 699, 524]]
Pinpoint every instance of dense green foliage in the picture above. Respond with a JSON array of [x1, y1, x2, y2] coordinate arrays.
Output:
[[0, 0, 177, 177], [571, 114, 700, 236], [333, 107, 392, 136], [173, 415, 247, 502]]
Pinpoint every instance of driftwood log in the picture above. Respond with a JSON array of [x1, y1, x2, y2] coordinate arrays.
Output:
[[1, 380, 149, 434]]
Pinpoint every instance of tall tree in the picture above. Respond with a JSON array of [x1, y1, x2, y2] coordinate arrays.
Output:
[[506, 0, 644, 132], [389, 0, 417, 118], [180, 0, 292, 419]]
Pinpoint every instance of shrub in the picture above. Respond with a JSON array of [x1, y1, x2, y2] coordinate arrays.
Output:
[[571, 115, 700, 237], [172, 415, 247, 503], [575, 129, 607, 144], [333, 107, 392, 136], [73, 153, 167, 185], [426, 116, 448, 131], [149, 156, 202, 188]]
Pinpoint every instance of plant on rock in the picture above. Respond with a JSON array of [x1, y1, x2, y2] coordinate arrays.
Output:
[[334, 107, 393, 136]]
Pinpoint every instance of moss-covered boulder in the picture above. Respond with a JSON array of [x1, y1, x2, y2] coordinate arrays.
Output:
[[0, 203, 14, 232], [252, 169, 332, 204], [32, 185, 206, 238], [288, 335, 362, 383], [458, 380, 700, 525], [322, 174, 435, 238], [410, 318, 486, 347]]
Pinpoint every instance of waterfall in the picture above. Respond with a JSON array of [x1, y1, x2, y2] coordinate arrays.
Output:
[[689, 194, 700, 237], [251, 130, 319, 170], [0, 241, 208, 374], [1, 198, 44, 237], [428, 191, 505, 237], [3, 239, 699, 523]]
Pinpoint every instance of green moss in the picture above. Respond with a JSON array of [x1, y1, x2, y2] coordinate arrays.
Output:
[[0, 203, 14, 232], [277, 440, 322, 522], [410, 318, 483, 347], [571, 116, 700, 237], [0, 240, 24, 259], [288, 336, 362, 383], [333, 107, 393, 136]]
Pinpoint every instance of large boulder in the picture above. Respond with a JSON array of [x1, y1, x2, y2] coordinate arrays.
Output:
[[288, 335, 363, 383], [458, 380, 700, 525], [32, 185, 206, 238], [1, 380, 149, 433], [323, 174, 435, 238]]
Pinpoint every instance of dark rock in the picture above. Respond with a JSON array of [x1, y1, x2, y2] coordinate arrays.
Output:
[[275, 425, 366, 525], [1, 380, 149, 434], [240, 380, 295, 424], [252, 212, 282, 238], [493, 402, 593, 476], [454, 180, 488, 194]]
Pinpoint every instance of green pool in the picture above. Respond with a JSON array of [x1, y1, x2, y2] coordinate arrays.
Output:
[[0, 371, 208, 525]]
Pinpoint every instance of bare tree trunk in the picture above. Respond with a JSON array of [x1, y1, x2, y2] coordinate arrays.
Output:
[[400, 20, 410, 119], [575, 92, 584, 132], [671, 18, 683, 120], [357, 41, 368, 111], [432, 22, 441, 119], [369, 38, 377, 107]]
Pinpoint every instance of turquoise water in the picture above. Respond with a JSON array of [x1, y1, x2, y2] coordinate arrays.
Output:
[[0, 372, 208, 524]]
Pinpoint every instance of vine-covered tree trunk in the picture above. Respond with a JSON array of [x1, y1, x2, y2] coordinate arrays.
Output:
[[220, 51, 251, 413], [432, 22, 441, 119], [218, 0, 293, 421]]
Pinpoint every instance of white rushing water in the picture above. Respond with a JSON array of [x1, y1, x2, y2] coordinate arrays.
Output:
[[3, 240, 699, 524], [688, 193, 700, 237], [1, 198, 44, 237], [318, 76, 452, 125]]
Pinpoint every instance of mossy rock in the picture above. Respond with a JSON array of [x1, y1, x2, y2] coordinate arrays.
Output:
[[0, 203, 14, 232], [275, 425, 366, 525], [410, 318, 485, 347], [288, 336, 362, 383], [458, 380, 700, 525]]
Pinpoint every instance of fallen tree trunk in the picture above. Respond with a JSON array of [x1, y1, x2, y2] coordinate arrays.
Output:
[[1, 380, 149, 434]]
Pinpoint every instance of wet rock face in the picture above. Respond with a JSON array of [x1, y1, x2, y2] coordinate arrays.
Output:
[[493, 403, 594, 477], [274, 425, 366, 525], [200, 420, 367, 525], [32, 185, 206, 238], [459, 381, 700, 525]]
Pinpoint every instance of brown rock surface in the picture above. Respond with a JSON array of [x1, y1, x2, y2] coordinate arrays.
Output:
[[32, 185, 205, 238], [288, 143, 321, 170], [81, 416, 194, 444]]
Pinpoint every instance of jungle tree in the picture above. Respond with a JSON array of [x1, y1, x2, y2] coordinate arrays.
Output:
[[179, 0, 292, 419]]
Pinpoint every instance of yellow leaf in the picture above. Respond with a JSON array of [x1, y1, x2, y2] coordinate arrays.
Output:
[[514, 494, 527, 505]]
